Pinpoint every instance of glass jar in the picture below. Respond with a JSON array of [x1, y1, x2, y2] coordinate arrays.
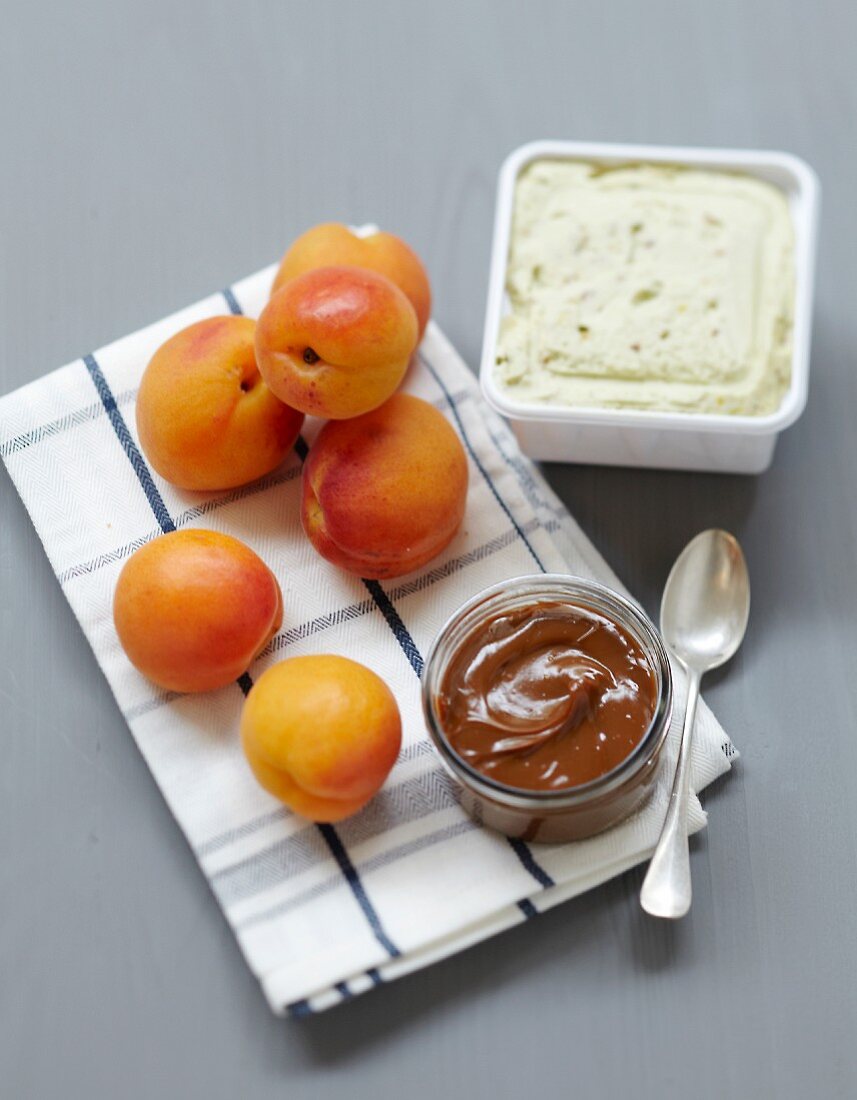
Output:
[[422, 574, 673, 843]]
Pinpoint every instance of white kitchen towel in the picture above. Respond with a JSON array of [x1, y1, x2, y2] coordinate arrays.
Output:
[[0, 264, 737, 1015]]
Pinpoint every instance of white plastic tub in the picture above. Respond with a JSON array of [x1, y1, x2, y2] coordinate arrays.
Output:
[[480, 141, 820, 474]]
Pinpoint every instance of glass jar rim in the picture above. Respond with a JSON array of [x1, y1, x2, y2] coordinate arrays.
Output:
[[421, 574, 674, 811]]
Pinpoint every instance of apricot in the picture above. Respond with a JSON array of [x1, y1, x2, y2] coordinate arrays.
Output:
[[271, 223, 432, 340], [301, 393, 468, 579], [136, 316, 304, 491], [240, 655, 401, 822], [114, 529, 283, 693], [254, 266, 418, 420]]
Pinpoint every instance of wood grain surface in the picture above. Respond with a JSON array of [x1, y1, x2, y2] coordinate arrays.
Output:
[[2, 2, 855, 1096]]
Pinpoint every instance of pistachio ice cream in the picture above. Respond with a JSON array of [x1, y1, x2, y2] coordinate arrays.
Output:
[[495, 160, 794, 416]]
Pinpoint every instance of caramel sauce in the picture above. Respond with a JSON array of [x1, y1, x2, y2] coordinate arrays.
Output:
[[437, 600, 657, 791]]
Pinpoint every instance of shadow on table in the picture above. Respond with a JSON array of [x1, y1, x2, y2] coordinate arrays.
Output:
[[287, 768, 737, 1066], [288, 894, 615, 1064], [627, 763, 739, 972]]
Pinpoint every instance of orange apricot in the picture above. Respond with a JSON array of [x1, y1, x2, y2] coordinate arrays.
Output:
[[301, 393, 468, 579], [240, 655, 401, 822], [255, 266, 418, 420], [136, 316, 303, 491], [114, 529, 282, 693], [271, 223, 431, 341]]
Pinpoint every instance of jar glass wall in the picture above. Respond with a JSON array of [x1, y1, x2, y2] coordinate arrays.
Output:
[[422, 575, 673, 843]]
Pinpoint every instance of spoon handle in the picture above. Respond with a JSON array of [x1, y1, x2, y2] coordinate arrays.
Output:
[[640, 668, 701, 919]]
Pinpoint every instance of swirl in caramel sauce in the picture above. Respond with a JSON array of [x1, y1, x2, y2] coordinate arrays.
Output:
[[437, 600, 657, 791]]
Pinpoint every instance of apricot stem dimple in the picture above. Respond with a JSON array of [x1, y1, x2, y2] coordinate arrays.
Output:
[[303, 346, 320, 365]]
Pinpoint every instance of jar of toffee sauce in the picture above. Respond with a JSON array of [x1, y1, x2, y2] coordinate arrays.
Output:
[[422, 575, 673, 843]]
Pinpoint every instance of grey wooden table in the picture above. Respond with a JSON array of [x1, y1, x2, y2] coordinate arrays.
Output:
[[2, 2, 855, 1097]]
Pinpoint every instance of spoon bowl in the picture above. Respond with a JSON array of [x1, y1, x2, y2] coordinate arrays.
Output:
[[661, 529, 751, 672]]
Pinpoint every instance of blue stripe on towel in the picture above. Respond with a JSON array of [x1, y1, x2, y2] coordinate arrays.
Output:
[[84, 355, 175, 535], [362, 580, 423, 676], [287, 971, 381, 1015], [0, 379, 464, 460], [0, 389, 138, 458], [317, 824, 401, 958], [507, 838, 554, 889], [58, 464, 302, 586], [517, 897, 538, 919], [221, 286, 243, 315], [419, 353, 545, 574]]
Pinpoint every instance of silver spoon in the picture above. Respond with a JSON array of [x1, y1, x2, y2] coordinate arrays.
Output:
[[640, 529, 750, 919]]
